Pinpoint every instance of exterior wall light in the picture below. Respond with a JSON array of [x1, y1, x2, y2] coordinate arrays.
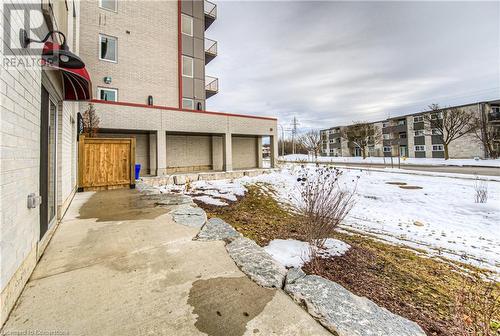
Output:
[[104, 76, 112, 84], [20, 29, 85, 69]]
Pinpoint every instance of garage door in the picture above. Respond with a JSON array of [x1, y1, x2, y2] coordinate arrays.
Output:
[[166, 134, 212, 172], [232, 136, 257, 169]]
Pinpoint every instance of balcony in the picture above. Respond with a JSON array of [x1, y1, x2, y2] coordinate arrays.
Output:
[[488, 109, 500, 122], [205, 76, 218, 98], [204, 0, 217, 30], [204, 38, 217, 64]]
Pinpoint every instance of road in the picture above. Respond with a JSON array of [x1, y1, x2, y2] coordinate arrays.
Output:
[[282, 160, 500, 177]]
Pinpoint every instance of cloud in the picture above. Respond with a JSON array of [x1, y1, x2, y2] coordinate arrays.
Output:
[[206, 1, 500, 131]]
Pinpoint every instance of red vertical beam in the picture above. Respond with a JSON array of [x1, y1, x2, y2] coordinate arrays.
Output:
[[177, 0, 183, 108]]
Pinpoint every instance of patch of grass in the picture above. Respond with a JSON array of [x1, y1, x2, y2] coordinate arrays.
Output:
[[200, 184, 305, 246], [197, 183, 499, 336]]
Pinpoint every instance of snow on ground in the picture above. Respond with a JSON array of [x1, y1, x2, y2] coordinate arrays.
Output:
[[282, 154, 500, 167], [264, 238, 351, 268], [155, 164, 500, 273]]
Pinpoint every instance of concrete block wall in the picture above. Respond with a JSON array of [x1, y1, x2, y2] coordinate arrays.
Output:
[[1, 2, 44, 324], [1, 0, 80, 325]]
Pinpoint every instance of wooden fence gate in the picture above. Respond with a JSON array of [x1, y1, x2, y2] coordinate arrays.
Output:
[[78, 135, 136, 191]]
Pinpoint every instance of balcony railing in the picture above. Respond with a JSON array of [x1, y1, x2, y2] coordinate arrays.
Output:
[[204, 0, 217, 29], [204, 38, 217, 64], [488, 110, 500, 122], [205, 76, 218, 98]]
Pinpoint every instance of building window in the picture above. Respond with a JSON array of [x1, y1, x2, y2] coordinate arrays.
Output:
[[382, 122, 388, 128], [181, 14, 193, 36], [414, 145, 425, 152], [98, 87, 118, 101], [432, 145, 444, 151], [182, 98, 194, 109], [413, 115, 423, 123], [383, 134, 390, 140], [182, 55, 193, 77], [329, 139, 334, 144], [431, 112, 443, 120], [99, 34, 117, 62], [99, 0, 117, 12], [383, 146, 391, 152], [397, 119, 406, 126], [414, 130, 425, 137], [431, 128, 441, 135]]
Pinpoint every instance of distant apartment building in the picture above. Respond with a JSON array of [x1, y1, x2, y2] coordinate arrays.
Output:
[[79, 0, 278, 174], [321, 100, 500, 159]]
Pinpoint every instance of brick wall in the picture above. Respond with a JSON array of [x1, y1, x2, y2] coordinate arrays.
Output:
[[79, 0, 179, 107]]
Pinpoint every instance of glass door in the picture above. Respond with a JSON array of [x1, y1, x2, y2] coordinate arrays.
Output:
[[39, 86, 57, 239], [47, 100, 57, 228]]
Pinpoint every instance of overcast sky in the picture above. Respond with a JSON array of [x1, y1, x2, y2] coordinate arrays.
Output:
[[205, 1, 500, 131]]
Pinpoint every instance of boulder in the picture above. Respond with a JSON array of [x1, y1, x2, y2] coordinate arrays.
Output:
[[194, 218, 241, 242], [171, 207, 207, 228], [155, 194, 193, 206], [284, 268, 426, 336], [226, 237, 286, 288]]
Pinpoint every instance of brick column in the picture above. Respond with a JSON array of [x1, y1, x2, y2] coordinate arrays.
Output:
[[270, 134, 278, 168], [149, 132, 157, 175], [223, 133, 233, 171], [157, 131, 167, 175], [257, 136, 263, 168]]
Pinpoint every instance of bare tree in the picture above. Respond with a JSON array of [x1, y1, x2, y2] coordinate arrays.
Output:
[[341, 121, 381, 159], [470, 110, 499, 159], [299, 130, 322, 160], [82, 103, 100, 137], [294, 166, 356, 250], [423, 104, 477, 160]]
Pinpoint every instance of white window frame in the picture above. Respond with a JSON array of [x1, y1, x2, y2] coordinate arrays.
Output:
[[97, 87, 118, 102], [414, 145, 425, 152], [99, 0, 117, 12], [182, 98, 194, 109], [383, 133, 390, 140], [397, 119, 406, 126], [431, 128, 441, 135], [413, 115, 423, 123], [383, 146, 392, 153], [414, 130, 424, 137], [432, 145, 444, 151], [181, 14, 193, 36], [99, 34, 118, 63], [182, 55, 194, 78]]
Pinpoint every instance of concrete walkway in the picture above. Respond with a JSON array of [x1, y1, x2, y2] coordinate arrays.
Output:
[[1, 190, 329, 336]]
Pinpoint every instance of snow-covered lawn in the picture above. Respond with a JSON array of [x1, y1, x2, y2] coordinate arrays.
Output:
[[158, 165, 500, 273], [264, 239, 351, 268], [282, 154, 500, 167]]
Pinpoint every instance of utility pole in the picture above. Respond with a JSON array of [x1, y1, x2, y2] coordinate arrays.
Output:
[[291, 116, 299, 155]]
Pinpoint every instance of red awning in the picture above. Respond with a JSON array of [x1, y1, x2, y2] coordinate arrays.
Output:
[[42, 42, 92, 101]]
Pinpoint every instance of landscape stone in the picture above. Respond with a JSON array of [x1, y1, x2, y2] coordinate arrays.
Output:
[[194, 218, 241, 242], [154, 194, 193, 206], [174, 175, 187, 185], [226, 237, 286, 288], [171, 207, 207, 228], [284, 268, 426, 336]]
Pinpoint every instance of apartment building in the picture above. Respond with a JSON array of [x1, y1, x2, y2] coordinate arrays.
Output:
[[79, 0, 278, 174], [1, 0, 89, 325], [321, 100, 499, 159]]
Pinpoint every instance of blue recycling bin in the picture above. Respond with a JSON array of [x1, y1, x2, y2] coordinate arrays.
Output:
[[135, 164, 141, 180]]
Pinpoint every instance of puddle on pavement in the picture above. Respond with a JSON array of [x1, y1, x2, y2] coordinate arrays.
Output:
[[78, 189, 168, 222], [188, 277, 275, 336]]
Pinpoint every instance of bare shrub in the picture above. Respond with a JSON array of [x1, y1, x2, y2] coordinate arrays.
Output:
[[82, 103, 100, 137], [454, 273, 500, 336], [294, 166, 357, 250], [474, 178, 488, 203]]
